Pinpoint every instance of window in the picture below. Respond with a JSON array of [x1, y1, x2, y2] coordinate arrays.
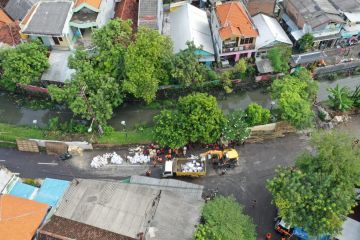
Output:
[[52, 37, 60, 45], [58, 37, 63, 42], [240, 37, 253, 45]]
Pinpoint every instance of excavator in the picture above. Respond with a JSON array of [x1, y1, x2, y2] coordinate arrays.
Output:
[[200, 149, 239, 169]]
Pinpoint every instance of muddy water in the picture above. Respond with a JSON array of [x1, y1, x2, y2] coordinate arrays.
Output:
[[0, 76, 359, 130]]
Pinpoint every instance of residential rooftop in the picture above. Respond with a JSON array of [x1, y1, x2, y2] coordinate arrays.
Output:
[[54, 178, 203, 239], [286, 0, 344, 29], [215, 1, 258, 40], [21, 1, 73, 36], [0, 195, 48, 240], [4, 0, 39, 20]]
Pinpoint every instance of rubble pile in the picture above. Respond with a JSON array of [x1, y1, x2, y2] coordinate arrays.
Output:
[[90, 152, 123, 168], [181, 160, 204, 173]]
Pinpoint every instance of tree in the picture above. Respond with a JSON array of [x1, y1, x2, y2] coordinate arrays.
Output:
[[267, 46, 291, 73], [49, 19, 133, 127], [267, 131, 360, 237], [152, 93, 226, 147], [270, 69, 318, 128], [232, 58, 248, 79], [48, 51, 122, 125], [278, 91, 314, 128], [171, 41, 208, 86], [220, 70, 233, 94], [91, 19, 133, 79], [153, 110, 188, 149], [0, 41, 49, 91], [328, 84, 354, 112], [124, 27, 173, 103], [298, 33, 314, 53], [222, 110, 250, 143], [194, 196, 257, 240], [178, 93, 226, 144], [245, 103, 270, 126], [271, 69, 318, 102]]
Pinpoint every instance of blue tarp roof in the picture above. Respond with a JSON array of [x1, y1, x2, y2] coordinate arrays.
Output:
[[33, 178, 70, 207], [9, 182, 37, 199], [293, 227, 330, 240]]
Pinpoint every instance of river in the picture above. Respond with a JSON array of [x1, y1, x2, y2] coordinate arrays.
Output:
[[0, 76, 359, 130]]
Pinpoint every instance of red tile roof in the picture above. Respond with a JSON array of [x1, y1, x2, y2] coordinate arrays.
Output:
[[114, 0, 138, 30], [75, 0, 102, 9], [215, 1, 258, 40], [0, 9, 12, 24], [38, 215, 136, 240], [0, 21, 21, 45]]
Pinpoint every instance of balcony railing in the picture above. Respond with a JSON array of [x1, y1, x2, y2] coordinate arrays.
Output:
[[222, 44, 255, 53]]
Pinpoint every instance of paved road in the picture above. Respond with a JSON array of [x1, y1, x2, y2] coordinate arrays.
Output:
[[0, 116, 359, 240]]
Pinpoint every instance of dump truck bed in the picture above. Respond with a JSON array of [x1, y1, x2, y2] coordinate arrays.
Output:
[[174, 158, 206, 177]]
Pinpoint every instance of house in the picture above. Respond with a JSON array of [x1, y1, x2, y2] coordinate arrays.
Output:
[[114, 0, 138, 30], [0, 195, 49, 240], [170, 3, 215, 64], [39, 178, 204, 240], [138, 0, 163, 33], [0, 9, 20, 46], [210, 1, 259, 62], [327, 0, 360, 45], [243, 0, 276, 16], [290, 51, 327, 67], [281, 0, 344, 49], [252, 13, 292, 56], [41, 50, 75, 83], [4, 0, 39, 20], [20, 0, 74, 50], [70, 0, 116, 40], [9, 181, 38, 199]]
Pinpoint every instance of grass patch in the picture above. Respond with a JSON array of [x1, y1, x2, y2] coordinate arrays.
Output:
[[0, 123, 46, 143], [98, 127, 154, 145], [0, 123, 154, 146]]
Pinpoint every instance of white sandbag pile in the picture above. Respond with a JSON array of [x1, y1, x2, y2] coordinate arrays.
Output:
[[187, 155, 199, 160], [91, 152, 123, 168], [127, 153, 151, 164], [181, 160, 204, 173]]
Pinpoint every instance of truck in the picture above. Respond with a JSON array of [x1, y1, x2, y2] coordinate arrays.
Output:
[[200, 148, 239, 168], [162, 158, 206, 177]]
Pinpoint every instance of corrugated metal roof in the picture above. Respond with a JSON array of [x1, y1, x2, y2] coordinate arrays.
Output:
[[33, 178, 70, 207], [253, 13, 292, 50], [328, 0, 360, 12], [4, 0, 39, 20], [0, 168, 15, 193], [170, 3, 214, 56], [287, 0, 344, 28], [344, 12, 360, 23], [41, 50, 75, 83], [9, 182, 38, 199], [291, 51, 327, 64], [129, 175, 204, 200], [22, 1, 72, 36], [55, 178, 203, 239]]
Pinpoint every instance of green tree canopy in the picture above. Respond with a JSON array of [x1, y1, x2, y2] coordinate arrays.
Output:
[[153, 93, 226, 147], [270, 68, 318, 128], [0, 41, 49, 91], [267, 131, 360, 237], [49, 19, 132, 126], [124, 27, 173, 103], [153, 110, 188, 149], [194, 196, 257, 240], [267, 46, 291, 73], [178, 93, 226, 144], [278, 91, 314, 128], [245, 103, 270, 126], [298, 33, 314, 53], [171, 41, 208, 86], [222, 110, 250, 143]]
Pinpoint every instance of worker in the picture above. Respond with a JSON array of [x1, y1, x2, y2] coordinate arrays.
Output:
[[152, 159, 157, 168], [265, 232, 272, 240], [183, 146, 187, 156], [146, 169, 151, 176]]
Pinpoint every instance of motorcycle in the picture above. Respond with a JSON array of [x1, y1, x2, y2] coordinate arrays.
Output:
[[58, 152, 72, 161]]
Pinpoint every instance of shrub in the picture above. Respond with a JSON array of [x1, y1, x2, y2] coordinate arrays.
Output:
[[245, 103, 270, 126]]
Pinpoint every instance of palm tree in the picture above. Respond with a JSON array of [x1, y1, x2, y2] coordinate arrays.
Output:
[[327, 84, 354, 112]]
